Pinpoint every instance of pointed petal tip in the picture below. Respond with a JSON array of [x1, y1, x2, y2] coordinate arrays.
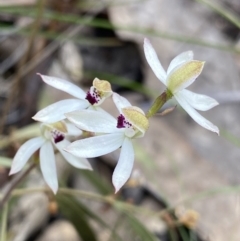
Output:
[[31, 114, 45, 123], [48, 184, 58, 195], [187, 50, 194, 59], [144, 37, 150, 43], [52, 187, 58, 195], [114, 185, 120, 194], [143, 38, 152, 49], [9, 169, 16, 176], [31, 115, 38, 121], [86, 166, 93, 171]]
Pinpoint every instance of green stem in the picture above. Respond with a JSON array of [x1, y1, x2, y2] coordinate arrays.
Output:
[[195, 0, 240, 29], [1, 187, 154, 216], [146, 89, 173, 118], [0, 161, 36, 209], [0, 202, 8, 241]]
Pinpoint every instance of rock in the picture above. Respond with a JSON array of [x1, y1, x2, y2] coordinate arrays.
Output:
[[107, 1, 240, 240], [35, 220, 80, 241]]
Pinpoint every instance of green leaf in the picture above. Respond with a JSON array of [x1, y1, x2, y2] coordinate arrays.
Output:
[[81, 170, 112, 195], [124, 212, 158, 241], [56, 194, 97, 241]]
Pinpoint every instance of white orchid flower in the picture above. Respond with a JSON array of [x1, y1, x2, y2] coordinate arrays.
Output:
[[9, 121, 92, 194], [32, 74, 113, 123], [144, 38, 219, 134], [65, 93, 149, 193]]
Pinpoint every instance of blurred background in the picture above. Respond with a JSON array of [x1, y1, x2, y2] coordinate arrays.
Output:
[[0, 0, 240, 240]]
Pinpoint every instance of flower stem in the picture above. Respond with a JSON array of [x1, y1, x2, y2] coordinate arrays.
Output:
[[0, 162, 36, 210], [146, 89, 173, 118], [0, 202, 8, 241]]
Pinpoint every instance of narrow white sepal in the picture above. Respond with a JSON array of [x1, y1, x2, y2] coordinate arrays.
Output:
[[112, 138, 134, 193], [143, 38, 167, 85], [112, 93, 132, 113], [32, 99, 89, 123], [179, 89, 219, 111], [66, 110, 119, 133], [175, 93, 219, 135], [40, 141, 58, 194], [65, 133, 125, 158], [9, 137, 45, 175], [55, 139, 92, 170], [38, 74, 86, 99], [167, 51, 193, 75]]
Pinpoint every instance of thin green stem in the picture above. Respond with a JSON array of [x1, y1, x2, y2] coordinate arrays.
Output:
[[0, 162, 37, 209], [195, 0, 240, 29], [146, 90, 173, 118], [0, 9, 240, 53], [107, 213, 125, 241], [0, 202, 8, 241], [2, 187, 154, 216]]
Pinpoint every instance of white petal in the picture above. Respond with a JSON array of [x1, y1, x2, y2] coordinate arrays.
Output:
[[89, 106, 117, 120], [32, 99, 89, 123], [65, 121, 83, 136], [167, 51, 193, 75], [112, 138, 134, 193], [10, 137, 45, 175], [179, 89, 219, 111], [55, 139, 92, 170], [65, 133, 124, 158], [38, 74, 86, 99], [112, 93, 132, 113], [40, 141, 58, 194], [66, 110, 119, 133], [175, 93, 219, 135], [143, 38, 167, 85]]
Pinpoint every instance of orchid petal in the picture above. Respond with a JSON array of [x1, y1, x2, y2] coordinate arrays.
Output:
[[89, 106, 118, 120], [167, 61, 205, 93], [66, 110, 119, 133], [32, 99, 89, 123], [179, 89, 219, 111], [175, 93, 219, 135], [38, 74, 86, 99], [112, 138, 134, 193], [65, 133, 124, 158], [55, 139, 92, 170], [65, 121, 83, 136], [143, 38, 167, 85], [112, 93, 132, 113], [40, 141, 58, 194], [167, 51, 193, 75], [10, 137, 45, 175]]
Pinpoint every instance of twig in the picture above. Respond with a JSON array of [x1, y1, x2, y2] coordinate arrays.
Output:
[[0, 162, 36, 210], [0, 0, 46, 135]]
